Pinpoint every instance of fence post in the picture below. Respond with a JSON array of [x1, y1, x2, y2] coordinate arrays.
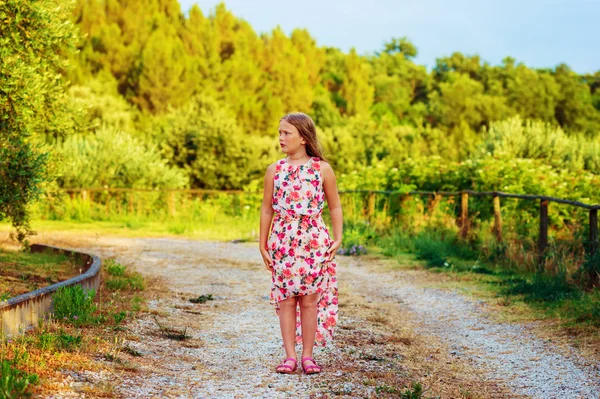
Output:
[[427, 193, 442, 223], [367, 192, 376, 221], [167, 191, 176, 217], [538, 199, 549, 271], [128, 192, 134, 214], [590, 208, 598, 257], [105, 192, 111, 217], [460, 192, 469, 239], [81, 189, 89, 203], [397, 194, 410, 223], [493, 195, 503, 243]]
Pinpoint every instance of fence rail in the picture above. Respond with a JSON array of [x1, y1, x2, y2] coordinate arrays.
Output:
[[60, 188, 600, 268], [341, 189, 599, 269]]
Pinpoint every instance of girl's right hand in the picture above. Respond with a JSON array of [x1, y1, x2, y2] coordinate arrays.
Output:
[[260, 248, 274, 272]]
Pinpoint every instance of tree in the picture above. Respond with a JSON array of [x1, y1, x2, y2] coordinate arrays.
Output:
[[340, 49, 374, 116], [0, 0, 80, 242], [381, 36, 417, 59], [553, 64, 600, 136], [130, 23, 194, 113], [157, 96, 276, 189]]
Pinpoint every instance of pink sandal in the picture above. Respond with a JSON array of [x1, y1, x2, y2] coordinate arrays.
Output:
[[276, 357, 297, 374], [301, 357, 322, 374]]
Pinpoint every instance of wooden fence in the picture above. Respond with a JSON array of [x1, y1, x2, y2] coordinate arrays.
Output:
[[62, 188, 600, 269], [346, 189, 600, 270]]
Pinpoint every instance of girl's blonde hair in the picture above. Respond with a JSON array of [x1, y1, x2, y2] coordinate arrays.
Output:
[[280, 112, 327, 162]]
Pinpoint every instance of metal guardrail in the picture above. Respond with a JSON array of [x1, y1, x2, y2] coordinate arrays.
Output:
[[0, 244, 101, 337]]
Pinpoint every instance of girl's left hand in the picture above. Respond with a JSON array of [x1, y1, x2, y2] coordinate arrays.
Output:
[[327, 240, 342, 261]]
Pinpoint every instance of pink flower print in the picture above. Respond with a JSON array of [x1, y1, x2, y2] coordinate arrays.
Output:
[[293, 184, 301, 191], [305, 190, 313, 198], [285, 262, 293, 268], [283, 181, 288, 187], [295, 203, 302, 209], [274, 174, 279, 180], [310, 239, 319, 249], [290, 191, 300, 201], [276, 164, 282, 172], [305, 275, 315, 284], [306, 258, 315, 266], [291, 239, 299, 248], [324, 316, 336, 328], [313, 161, 321, 171], [310, 199, 318, 208], [285, 197, 291, 205], [288, 248, 295, 257], [311, 179, 319, 187], [316, 331, 324, 343], [298, 266, 306, 275], [300, 219, 309, 230], [316, 250, 322, 257], [283, 268, 292, 278], [328, 265, 336, 276], [277, 232, 285, 241], [332, 296, 338, 305], [288, 280, 295, 286], [311, 219, 318, 227]]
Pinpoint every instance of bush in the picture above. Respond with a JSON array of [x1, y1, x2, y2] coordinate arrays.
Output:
[[105, 259, 126, 277], [500, 272, 580, 302], [104, 260, 145, 292], [0, 359, 39, 398], [52, 285, 96, 326]]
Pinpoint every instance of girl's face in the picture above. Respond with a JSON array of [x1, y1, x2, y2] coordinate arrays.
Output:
[[278, 119, 305, 155]]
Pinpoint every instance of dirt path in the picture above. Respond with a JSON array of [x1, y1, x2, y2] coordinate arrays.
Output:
[[32, 234, 600, 398]]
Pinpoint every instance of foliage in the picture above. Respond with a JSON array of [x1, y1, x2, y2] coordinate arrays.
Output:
[[104, 260, 145, 292], [54, 125, 188, 189], [0, 0, 81, 242], [0, 358, 39, 399], [52, 285, 96, 326]]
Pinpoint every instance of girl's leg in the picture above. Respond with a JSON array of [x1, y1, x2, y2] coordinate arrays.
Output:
[[277, 296, 298, 369], [298, 293, 319, 360]]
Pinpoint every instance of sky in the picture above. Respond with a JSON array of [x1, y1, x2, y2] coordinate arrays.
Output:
[[179, 0, 599, 74]]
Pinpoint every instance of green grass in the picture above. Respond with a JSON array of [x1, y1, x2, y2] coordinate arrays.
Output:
[[385, 244, 600, 328], [1, 216, 259, 242], [0, 358, 39, 398], [0, 247, 79, 300], [52, 285, 97, 326], [104, 259, 145, 292]]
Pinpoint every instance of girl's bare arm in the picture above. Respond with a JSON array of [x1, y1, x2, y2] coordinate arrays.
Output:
[[322, 162, 343, 248], [259, 163, 276, 255]]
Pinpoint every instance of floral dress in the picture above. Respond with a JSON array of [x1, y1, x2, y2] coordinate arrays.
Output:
[[267, 156, 338, 346]]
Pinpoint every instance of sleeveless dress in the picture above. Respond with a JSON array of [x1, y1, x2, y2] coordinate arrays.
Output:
[[267, 156, 339, 346]]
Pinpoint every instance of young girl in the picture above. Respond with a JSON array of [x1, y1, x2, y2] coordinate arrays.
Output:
[[259, 112, 342, 375]]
